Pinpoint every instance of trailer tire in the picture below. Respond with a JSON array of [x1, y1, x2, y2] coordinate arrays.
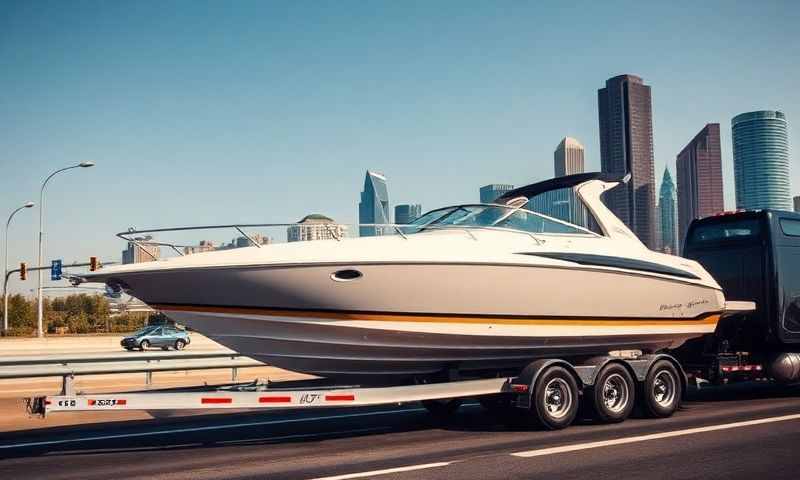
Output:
[[642, 360, 682, 418], [422, 398, 462, 418], [589, 363, 635, 423], [531, 366, 579, 430]]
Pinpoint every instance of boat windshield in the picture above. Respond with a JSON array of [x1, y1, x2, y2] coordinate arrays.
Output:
[[406, 205, 594, 236]]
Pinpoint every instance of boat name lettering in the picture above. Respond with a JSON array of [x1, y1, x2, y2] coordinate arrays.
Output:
[[659, 303, 683, 311], [57, 399, 77, 408], [300, 393, 322, 404], [686, 299, 710, 309]]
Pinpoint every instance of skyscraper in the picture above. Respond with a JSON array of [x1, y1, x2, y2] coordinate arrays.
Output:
[[598, 74, 657, 248], [658, 168, 678, 254], [122, 236, 160, 264], [555, 137, 586, 226], [287, 214, 348, 242], [359, 171, 390, 237], [554, 137, 585, 177], [530, 137, 588, 225], [394, 204, 422, 224], [480, 184, 514, 204], [676, 124, 724, 245], [732, 110, 791, 210]]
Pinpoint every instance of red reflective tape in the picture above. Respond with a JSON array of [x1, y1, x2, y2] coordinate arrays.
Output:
[[511, 384, 529, 393], [325, 394, 355, 402], [259, 396, 292, 403], [201, 397, 232, 404], [117, 399, 127, 405]]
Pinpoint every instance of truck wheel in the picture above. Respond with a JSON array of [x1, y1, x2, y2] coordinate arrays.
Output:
[[422, 398, 462, 418], [642, 360, 682, 418], [175, 339, 186, 350], [590, 363, 635, 423], [531, 366, 579, 430], [139, 340, 150, 351]]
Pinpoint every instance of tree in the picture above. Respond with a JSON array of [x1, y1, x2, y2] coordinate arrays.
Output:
[[7, 294, 35, 335]]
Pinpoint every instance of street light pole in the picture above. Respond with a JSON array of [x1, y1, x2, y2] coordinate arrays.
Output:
[[36, 161, 95, 337], [3, 202, 35, 335]]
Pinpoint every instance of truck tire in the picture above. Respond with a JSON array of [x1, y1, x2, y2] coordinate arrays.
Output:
[[531, 366, 579, 430], [589, 363, 635, 423], [642, 360, 682, 418]]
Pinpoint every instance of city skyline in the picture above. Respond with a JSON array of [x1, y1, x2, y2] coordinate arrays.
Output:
[[1, 2, 798, 294]]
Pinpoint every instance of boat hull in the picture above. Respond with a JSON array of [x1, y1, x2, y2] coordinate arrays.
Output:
[[163, 307, 719, 379], [99, 262, 724, 380]]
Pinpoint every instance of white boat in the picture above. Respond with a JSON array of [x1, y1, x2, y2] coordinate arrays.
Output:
[[80, 173, 727, 382]]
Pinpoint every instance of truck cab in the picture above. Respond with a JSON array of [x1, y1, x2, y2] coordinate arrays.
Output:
[[678, 209, 800, 383]]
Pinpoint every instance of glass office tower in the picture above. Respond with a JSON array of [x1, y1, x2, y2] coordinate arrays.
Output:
[[732, 111, 791, 210]]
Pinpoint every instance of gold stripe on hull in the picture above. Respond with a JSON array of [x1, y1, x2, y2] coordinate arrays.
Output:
[[152, 304, 721, 328]]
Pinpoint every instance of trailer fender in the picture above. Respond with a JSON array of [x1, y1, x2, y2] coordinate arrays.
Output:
[[512, 359, 584, 409]]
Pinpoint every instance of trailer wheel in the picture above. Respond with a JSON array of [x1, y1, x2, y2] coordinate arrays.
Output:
[[531, 366, 579, 430], [589, 363, 635, 423], [642, 360, 682, 418], [422, 398, 462, 418]]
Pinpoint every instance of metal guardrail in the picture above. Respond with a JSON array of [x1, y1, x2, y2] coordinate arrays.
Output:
[[0, 352, 266, 394], [0, 351, 244, 368]]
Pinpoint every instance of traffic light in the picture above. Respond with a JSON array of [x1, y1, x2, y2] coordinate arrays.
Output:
[[89, 256, 98, 271], [19, 262, 27, 281]]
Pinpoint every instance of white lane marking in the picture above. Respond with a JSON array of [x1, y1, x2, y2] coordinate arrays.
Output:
[[512, 413, 800, 458], [0, 407, 429, 450], [308, 462, 452, 480]]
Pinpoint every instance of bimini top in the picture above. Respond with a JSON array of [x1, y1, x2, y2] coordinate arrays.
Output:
[[496, 172, 628, 204]]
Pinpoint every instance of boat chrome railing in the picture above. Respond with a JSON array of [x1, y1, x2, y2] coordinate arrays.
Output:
[[115, 221, 556, 260], [117, 223, 423, 259]]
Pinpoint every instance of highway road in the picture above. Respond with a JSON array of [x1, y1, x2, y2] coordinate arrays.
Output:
[[1, 383, 799, 479]]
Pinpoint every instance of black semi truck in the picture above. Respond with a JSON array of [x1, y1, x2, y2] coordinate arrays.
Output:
[[676, 209, 800, 385]]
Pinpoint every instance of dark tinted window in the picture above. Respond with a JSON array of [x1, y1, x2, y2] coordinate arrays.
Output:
[[689, 219, 761, 244], [779, 218, 800, 237]]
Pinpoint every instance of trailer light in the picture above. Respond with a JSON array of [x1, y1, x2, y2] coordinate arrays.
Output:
[[259, 396, 292, 403], [511, 384, 529, 393], [325, 394, 355, 402]]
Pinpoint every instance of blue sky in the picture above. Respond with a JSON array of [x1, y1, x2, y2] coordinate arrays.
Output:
[[1, 1, 798, 293]]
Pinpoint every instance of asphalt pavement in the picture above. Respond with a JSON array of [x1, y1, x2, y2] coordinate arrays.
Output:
[[1, 382, 799, 479]]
